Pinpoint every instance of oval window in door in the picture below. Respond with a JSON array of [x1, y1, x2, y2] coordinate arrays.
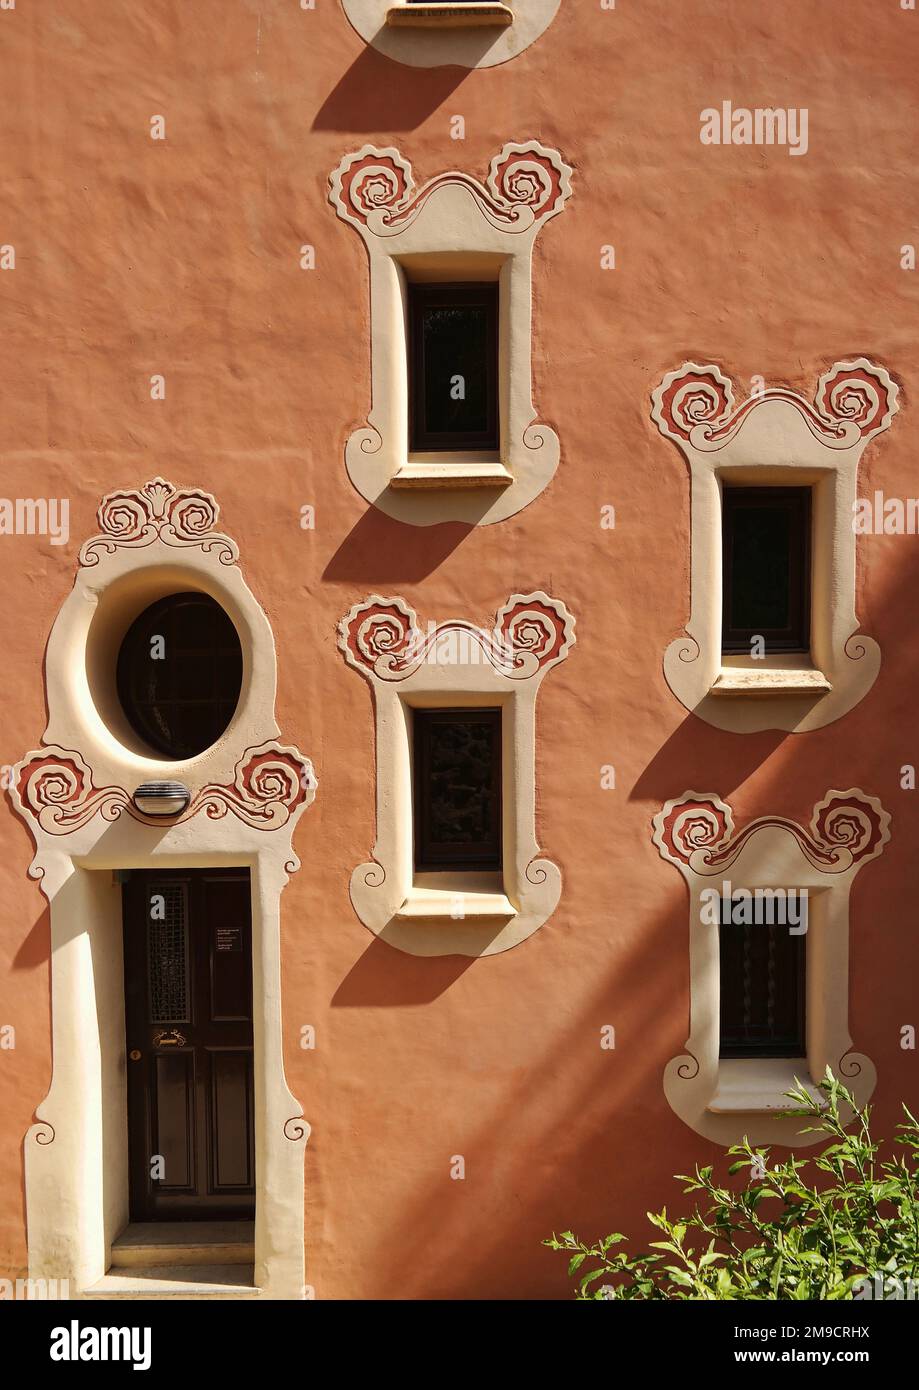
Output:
[[116, 591, 243, 760]]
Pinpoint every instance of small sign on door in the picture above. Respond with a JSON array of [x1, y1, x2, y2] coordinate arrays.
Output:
[[216, 925, 243, 953]]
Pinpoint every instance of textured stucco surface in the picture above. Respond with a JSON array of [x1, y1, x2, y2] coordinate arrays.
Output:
[[0, 0, 918, 1298]]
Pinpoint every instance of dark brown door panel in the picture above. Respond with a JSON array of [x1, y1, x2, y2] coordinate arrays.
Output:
[[124, 869, 255, 1221]]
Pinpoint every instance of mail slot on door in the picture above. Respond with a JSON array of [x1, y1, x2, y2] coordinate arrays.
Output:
[[153, 1029, 187, 1048]]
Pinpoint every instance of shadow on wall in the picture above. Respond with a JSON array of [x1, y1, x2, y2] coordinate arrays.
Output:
[[333, 936, 477, 1005], [335, 883, 703, 1299], [312, 43, 473, 133], [323, 506, 473, 584], [12, 907, 50, 975], [630, 712, 787, 804]]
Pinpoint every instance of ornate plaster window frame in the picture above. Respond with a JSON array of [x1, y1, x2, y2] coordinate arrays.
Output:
[[340, 0, 559, 68], [338, 592, 575, 956], [652, 790, 891, 1146], [8, 479, 316, 1299], [329, 142, 573, 526], [651, 360, 899, 732]]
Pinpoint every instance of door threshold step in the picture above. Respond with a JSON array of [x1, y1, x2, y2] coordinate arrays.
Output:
[[83, 1264, 259, 1300], [111, 1221, 254, 1268]]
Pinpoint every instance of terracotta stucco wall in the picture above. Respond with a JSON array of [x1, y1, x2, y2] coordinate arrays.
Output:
[[1, 0, 917, 1297]]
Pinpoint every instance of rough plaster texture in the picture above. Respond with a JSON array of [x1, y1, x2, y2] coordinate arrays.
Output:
[[0, 0, 917, 1299]]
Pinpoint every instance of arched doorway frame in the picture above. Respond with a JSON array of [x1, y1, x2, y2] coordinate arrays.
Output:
[[10, 479, 315, 1299]]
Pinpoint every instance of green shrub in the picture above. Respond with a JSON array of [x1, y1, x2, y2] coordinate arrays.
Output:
[[545, 1070, 919, 1300]]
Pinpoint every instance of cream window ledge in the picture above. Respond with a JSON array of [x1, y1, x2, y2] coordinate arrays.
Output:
[[329, 142, 572, 526], [341, 0, 558, 68], [387, 4, 514, 29], [338, 592, 575, 957], [652, 788, 891, 1146], [708, 1060, 826, 1115], [651, 359, 899, 732], [391, 458, 513, 490], [396, 874, 516, 922], [711, 657, 832, 698]]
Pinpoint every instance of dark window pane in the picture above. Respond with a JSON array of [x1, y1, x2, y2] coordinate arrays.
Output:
[[414, 708, 502, 871], [719, 900, 806, 1058], [730, 505, 791, 629], [117, 592, 243, 760], [722, 487, 811, 653], [423, 304, 488, 435], [410, 283, 498, 451]]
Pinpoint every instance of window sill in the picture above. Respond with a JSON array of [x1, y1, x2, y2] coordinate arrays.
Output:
[[391, 458, 513, 489], [396, 873, 516, 922], [707, 1059, 825, 1114], [386, 4, 514, 29], [710, 662, 832, 697]]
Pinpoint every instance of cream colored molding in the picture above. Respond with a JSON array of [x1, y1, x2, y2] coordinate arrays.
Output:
[[338, 592, 575, 956], [8, 478, 316, 1300], [650, 360, 899, 732], [341, 0, 559, 68], [652, 789, 891, 1146], [329, 142, 573, 526]]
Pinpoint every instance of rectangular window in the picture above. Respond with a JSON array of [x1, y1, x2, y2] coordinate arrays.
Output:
[[413, 708, 502, 872], [409, 283, 499, 453], [719, 903, 806, 1058], [722, 486, 811, 654]]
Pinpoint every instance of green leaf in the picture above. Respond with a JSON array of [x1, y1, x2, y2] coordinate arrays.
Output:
[[546, 1083, 919, 1303]]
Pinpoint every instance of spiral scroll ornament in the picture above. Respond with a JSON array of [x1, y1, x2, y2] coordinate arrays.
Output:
[[654, 789, 890, 874], [330, 142, 572, 237], [10, 743, 317, 835], [80, 477, 238, 566], [652, 359, 898, 451]]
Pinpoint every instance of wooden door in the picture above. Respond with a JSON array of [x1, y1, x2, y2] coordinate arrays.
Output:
[[124, 870, 255, 1221]]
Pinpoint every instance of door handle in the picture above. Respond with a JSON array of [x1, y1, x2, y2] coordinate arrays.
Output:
[[153, 1029, 187, 1048]]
